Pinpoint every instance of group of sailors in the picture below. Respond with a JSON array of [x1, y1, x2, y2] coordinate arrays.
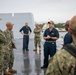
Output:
[[0, 15, 76, 75], [0, 19, 17, 75]]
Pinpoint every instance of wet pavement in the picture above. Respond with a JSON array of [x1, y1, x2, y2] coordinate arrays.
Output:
[[12, 37, 63, 75], [13, 38, 47, 75]]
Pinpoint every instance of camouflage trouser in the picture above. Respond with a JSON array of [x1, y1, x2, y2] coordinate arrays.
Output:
[[34, 37, 41, 48], [9, 49, 14, 69], [2, 46, 10, 71]]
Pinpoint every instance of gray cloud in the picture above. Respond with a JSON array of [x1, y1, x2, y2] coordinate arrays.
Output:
[[0, 0, 76, 23]]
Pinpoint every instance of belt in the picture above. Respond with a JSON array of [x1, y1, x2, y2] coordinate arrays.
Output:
[[46, 41, 56, 42]]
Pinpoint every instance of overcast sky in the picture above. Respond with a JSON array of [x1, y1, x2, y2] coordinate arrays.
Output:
[[0, 0, 76, 23]]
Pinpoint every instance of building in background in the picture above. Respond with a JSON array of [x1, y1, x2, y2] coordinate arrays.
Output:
[[0, 13, 35, 39]]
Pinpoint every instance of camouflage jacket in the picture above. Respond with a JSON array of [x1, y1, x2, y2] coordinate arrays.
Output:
[[46, 42, 76, 75], [33, 27, 41, 38], [4, 30, 15, 49], [0, 29, 10, 51], [0, 29, 7, 44], [0, 29, 5, 68]]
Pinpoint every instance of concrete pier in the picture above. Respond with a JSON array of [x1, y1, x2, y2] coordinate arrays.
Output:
[[13, 38, 46, 75]]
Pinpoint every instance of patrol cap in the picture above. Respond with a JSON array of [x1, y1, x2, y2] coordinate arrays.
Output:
[[6, 22, 14, 27], [48, 20, 54, 25]]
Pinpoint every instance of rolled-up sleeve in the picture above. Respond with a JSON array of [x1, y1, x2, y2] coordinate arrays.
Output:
[[55, 30, 59, 38], [29, 27, 32, 33], [43, 30, 47, 37], [19, 27, 23, 32]]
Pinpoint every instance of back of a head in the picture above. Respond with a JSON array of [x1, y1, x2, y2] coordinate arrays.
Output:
[[70, 16, 76, 36], [65, 20, 70, 31], [66, 20, 70, 25], [6, 22, 11, 27], [6, 22, 14, 27]]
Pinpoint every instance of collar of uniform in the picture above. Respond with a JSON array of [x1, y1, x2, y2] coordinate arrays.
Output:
[[25, 26, 29, 28], [48, 27, 54, 32], [6, 29, 9, 31]]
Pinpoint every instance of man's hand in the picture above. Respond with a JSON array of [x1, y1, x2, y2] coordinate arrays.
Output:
[[28, 33, 30, 36], [28, 32, 31, 36], [44, 35, 51, 40], [21, 32, 25, 36], [47, 35, 51, 39]]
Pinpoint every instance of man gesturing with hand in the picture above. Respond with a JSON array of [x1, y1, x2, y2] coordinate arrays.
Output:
[[41, 20, 59, 69]]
